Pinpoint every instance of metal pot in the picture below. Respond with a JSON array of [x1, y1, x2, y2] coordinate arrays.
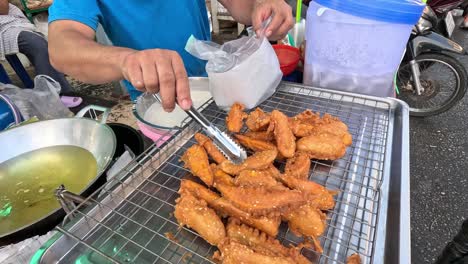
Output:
[[108, 123, 145, 157], [0, 105, 116, 246]]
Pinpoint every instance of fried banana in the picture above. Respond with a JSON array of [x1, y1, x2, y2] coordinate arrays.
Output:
[[235, 134, 276, 152], [269, 110, 296, 158], [181, 145, 213, 186], [290, 111, 352, 146], [296, 132, 347, 160], [226, 219, 311, 264], [180, 180, 281, 237], [216, 239, 296, 264], [246, 108, 271, 132], [211, 163, 235, 187], [319, 114, 353, 146], [284, 204, 327, 238], [347, 253, 361, 264], [278, 174, 336, 210], [174, 192, 225, 246], [284, 152, 311, 180], [195, 133, 227, 164], [244, 130, 275, 141], [215, 184, 308, 216], [226, 102, 247, 133], [290, 110, 321, 138], [235, 169, 283, 189], [220, 149, 278, 175]]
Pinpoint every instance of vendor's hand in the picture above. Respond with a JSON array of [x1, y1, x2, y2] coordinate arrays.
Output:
[[252, 0, 294, 41], [120, 49, 191, 112]]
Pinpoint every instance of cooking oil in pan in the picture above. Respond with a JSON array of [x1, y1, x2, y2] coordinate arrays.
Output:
[[0, 145, 97, 235]]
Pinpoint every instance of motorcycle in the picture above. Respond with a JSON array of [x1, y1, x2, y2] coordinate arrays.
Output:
[[426, 0, 468, 37], [395, 5, 468, 117]]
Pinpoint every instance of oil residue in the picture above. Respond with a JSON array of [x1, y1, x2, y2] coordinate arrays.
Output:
[[0, 145, 97, 235]]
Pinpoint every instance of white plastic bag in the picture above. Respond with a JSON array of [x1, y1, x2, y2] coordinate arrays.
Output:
[[0, 75, 73, 120], [33, 12, 48, 38], [185, 35, 282, 110]]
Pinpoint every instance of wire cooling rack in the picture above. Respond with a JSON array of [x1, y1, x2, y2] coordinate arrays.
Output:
[[47, 83, 393, 264]]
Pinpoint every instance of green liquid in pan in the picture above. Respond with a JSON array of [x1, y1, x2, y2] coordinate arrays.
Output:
[[0, 145, 97, 236]]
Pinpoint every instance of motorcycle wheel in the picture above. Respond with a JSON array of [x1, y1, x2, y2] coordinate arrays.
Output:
[[396, 53, 467, 117]]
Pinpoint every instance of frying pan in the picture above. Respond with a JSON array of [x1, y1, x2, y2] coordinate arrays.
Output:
[[0, 105, 116, 246]]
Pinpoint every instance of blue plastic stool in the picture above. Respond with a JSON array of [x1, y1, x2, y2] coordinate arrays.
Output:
[[0, 54, 34, 88]]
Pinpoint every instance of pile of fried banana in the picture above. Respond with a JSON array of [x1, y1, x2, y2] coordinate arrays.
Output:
[[174, 103, 359, 264]]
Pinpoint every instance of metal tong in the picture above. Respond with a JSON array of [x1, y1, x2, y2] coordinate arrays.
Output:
[[152, 94, 247, 164]]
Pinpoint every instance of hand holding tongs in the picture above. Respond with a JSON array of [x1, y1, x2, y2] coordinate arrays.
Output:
[[152, 94, 247, 164]]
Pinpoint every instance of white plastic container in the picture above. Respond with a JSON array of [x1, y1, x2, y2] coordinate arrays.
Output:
[[303, 0, 425, 97]]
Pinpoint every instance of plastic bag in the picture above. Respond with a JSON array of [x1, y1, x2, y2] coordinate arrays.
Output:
[[0, 75, 73, 120], [33, 12, 48, 38], [185, 34, 282, 110]]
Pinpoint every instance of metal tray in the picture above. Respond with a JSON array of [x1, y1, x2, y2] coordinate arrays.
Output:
[[35, 82, 410, 264]]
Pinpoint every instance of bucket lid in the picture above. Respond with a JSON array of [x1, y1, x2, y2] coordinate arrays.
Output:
[[315, 0, 425, 24]]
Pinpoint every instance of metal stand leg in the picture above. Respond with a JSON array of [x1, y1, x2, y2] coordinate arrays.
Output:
[[0, 63, 12, 84], [211, 0, 220, 34], [434, 218, 468, 264], [5, 54, 34, 88], [55, 185, 92, 221]]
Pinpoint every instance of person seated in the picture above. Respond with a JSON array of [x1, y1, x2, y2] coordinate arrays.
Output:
[[0, 0, 81, 107]]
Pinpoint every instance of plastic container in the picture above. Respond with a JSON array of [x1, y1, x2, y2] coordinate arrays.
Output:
[[273, 45, 301, 76], [303, 0, 425, 97], [133, 78, 212, 146], [0, 94, 22, 131]]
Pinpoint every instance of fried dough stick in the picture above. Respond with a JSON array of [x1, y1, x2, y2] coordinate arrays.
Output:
[[181, 145, 213, 186], [194, 133, 227, 164], [180, 180, 280, 237], [220, 149, 278, 175], [268, 110, 296, 158], [245, 108, 271, 132], [226, 102, 247, 133], [226, 219, 311, 264], [174, 192, 225, 246]]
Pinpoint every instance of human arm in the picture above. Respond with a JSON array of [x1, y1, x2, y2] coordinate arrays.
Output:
[[218, 0, 293, 40], [48, 20, 191, 111], [0, 0, 9, 15]]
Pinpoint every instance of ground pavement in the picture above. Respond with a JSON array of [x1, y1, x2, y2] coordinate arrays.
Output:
[[410, 27, 468, 263]]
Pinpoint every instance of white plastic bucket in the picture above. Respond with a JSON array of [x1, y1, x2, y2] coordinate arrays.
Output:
[[303, 0, 425, 97]]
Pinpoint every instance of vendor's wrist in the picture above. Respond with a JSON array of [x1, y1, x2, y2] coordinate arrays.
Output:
[[118, 49, 138, 69]]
